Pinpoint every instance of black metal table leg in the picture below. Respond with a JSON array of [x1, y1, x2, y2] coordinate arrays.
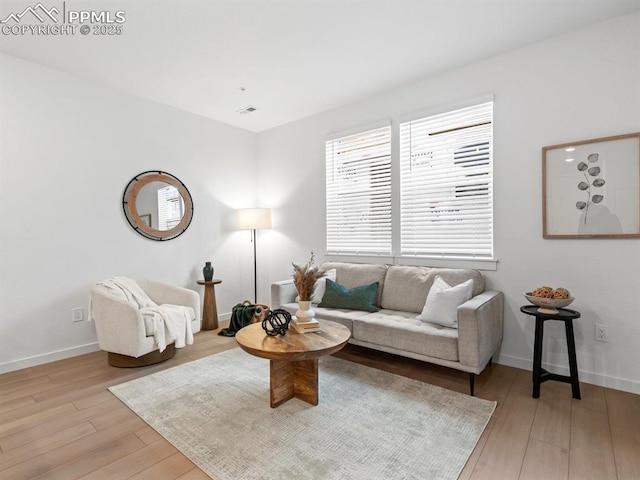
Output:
[[532, 317, 544, 398], [565, 318, 581, 399]]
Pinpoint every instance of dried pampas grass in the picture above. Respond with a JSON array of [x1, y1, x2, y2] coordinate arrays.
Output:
[[292, 252, 325, 301]]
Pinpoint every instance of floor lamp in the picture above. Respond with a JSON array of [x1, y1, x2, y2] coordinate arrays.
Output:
[[237, 208, 272, 303]]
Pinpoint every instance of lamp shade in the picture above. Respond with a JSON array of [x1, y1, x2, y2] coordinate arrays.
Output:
[[237, 208, 272, 230]]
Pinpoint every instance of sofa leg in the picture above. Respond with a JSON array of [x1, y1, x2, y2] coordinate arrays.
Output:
[[469, 373, 475, 396], [488, 356, 493, 367]]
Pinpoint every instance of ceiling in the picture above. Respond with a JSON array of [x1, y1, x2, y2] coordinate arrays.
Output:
[[1, 0, 639, 132]]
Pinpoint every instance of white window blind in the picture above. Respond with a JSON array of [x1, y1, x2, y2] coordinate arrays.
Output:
[[326, 126, 392, 255], [158, 185, 183, 230], [400, 101, 493, 258]]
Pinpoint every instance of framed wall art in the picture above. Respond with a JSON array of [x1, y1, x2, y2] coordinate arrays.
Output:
[[542, 132, 640, 238]]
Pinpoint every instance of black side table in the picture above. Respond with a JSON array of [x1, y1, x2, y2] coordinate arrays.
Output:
[[520, 305, 581, 399]]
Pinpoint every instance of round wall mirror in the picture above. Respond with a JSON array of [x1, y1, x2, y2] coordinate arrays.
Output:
[[122, 171, 194, 241]]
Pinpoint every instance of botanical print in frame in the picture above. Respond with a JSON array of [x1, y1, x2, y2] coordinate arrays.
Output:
[[542, 132, 640, 238]]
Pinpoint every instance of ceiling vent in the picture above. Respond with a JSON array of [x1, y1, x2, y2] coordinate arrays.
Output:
[[237, 105, 257, 115]]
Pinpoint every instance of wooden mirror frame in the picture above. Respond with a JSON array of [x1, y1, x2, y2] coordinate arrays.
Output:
[[122, 171, 194, 241]]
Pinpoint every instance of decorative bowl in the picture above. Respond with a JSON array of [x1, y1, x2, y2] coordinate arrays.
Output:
[[524, 293, 574, 314]]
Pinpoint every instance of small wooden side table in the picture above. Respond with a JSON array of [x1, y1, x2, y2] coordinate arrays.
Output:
[[520, 305, 581, 399], [197, 279, 222, 331]]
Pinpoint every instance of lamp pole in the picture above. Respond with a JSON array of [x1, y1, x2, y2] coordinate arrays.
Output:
[[252, 228, 257, 304]]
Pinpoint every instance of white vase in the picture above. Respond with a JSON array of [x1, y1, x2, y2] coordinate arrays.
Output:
[[295, 300, 316, 322]]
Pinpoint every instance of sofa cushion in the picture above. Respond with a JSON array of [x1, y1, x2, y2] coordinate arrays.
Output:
[[380, 265, 431, 313], [429, 268, 485, 297], [280, 302, 369, 333], [352, 310, 459, 361], [380, 266, 484, 313], [321, 262, 388, 306], [319, 280, 380, 312], [417, 276, 473, 328]]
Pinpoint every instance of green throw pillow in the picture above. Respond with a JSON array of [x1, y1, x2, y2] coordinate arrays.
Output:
[[318, 279, 380, 312]]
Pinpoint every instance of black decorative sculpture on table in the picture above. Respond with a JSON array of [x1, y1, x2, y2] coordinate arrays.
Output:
[[262, 309, 292, 336]]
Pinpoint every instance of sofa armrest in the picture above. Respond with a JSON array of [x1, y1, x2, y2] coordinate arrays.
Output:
[[90, 287, 149, 357], [457, 290, 504, 372], [271, 279, 297, 309], [137, 279, 201, 326]]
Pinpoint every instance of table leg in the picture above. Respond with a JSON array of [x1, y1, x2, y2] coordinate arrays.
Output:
[[270, 359, 294, 407], [565, 319, 581, 399], [270, 358, 318, 408], [293, 359, 319, 406], [532, 317, 544, 398], [202, 284, 219, 330]]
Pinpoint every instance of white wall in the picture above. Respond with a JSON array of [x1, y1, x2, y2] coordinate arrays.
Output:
[[257, 12, 640, 393], [2, 13, 638, 393], [0, 53, 260, 372]]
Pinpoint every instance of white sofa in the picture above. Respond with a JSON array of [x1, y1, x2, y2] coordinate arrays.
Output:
[[90, 279, 201, 367], [271, 262, 504, 395]]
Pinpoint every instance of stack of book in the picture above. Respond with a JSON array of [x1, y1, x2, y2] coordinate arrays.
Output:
[[292, 317, 320, 333]]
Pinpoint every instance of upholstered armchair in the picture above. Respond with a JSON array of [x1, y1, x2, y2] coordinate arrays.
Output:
[[90, 278, 201, 367]]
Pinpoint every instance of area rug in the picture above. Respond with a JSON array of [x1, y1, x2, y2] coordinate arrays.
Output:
[[109, 348, 496, 480]]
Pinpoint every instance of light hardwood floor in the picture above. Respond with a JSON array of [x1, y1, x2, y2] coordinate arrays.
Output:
[[1, 324, 638, 479]]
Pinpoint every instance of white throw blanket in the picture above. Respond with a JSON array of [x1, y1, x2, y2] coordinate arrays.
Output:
[[140, 304, 194, 352], [93, 277, 194, 352]]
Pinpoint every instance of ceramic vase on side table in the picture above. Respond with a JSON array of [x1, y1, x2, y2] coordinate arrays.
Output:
[[203, 262, 214, 282]]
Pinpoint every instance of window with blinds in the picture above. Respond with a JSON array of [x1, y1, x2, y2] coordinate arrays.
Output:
[[326, 126, 392, 255], [158, 185, 184, 231], [399, 101, 493, 258]]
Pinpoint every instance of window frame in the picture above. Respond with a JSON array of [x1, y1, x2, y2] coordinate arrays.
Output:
[[325, 123, 393, 256], [324, 97, 497, 271], [399, 100, 494, 261]]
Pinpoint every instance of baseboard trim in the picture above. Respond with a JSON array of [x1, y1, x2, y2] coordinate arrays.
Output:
[[1, 316, 234, 375], [496, 353, 640, 395], [0, 342, 101, 374]]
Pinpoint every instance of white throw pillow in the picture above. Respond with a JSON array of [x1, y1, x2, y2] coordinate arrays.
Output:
[[295, 269, 337, 304], [417, 276, 473, 328]]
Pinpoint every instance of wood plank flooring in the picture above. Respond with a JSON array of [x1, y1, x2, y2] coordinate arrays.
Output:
[[1, 324, 638, 479]]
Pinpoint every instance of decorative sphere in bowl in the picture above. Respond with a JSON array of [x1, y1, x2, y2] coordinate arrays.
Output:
[[524, 293, 574, 314]]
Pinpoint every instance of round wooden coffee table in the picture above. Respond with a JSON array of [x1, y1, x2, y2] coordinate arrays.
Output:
[[235, 320, 350, 408]]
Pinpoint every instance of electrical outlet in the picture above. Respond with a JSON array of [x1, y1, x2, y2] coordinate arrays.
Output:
[[72, 307, 84, 322], [595, 323, 609, 342]]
